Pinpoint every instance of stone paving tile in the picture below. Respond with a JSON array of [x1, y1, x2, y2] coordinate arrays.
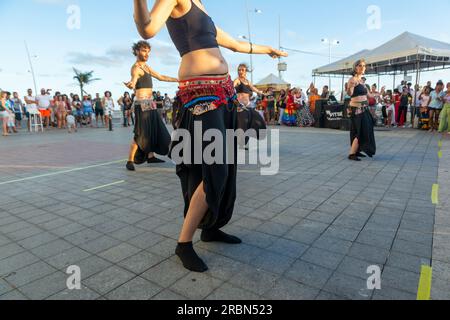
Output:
[[78, 235, 121, 254], [106, 277, 163, 300], [322, 272, 373, 300], [84, 266, 136, 295], [141, 259, 189, 288], [266, 238, 309, 259], [72, 255, 113, 279], [264, 277, 320, 300], [0, 243, 26, 261], [207, 283, 261, 300], [228, 265, 279, 296], [170, 273, 223, 300], [97, 243, 141, 264], [20, 271, 68, 300], [285, 260, 333, 290], [0, 290, 29, 300], [0, 279, 13, 296], [47, 286, 101, 300], [45, 247, 92, 270], [3, 261, 58, 288], [386, 251, 430, 274], [117, 251, 166, 275], [30, 239, 74, 260], [152, 289, 188, 300], [380, 266, 421, 295], [300, 247, 345, 270], [348, 243, 390, 265], [0, 252, 41, 277], [312, 235, 353, 255], [372, 286, 416, 300]]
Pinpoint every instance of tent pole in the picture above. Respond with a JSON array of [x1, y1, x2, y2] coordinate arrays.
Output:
[[393, 73, 396, 90], [341, 74, 345, 102]]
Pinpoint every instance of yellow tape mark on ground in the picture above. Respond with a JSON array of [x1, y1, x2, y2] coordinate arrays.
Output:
[[417, 265, 433, 300], [438, 140, 443, 148], [432, 184, 439, 205], [438, 150, 443, 158]]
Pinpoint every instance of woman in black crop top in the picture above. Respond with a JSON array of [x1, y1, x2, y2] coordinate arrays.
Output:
[[346, 59, 376, 161], [233, 63, 266, 149], [134, 0, 287, 273], [124, 41, 178, 172]]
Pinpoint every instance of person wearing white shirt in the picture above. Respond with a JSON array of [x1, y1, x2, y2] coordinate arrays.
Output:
[[24, 88, 39, 131], [36, 88, 52, 128]]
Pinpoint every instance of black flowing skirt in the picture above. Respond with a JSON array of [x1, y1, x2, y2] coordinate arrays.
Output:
[[134, 105, 171, 164], [237, 106, 267, 143], [169, 104, 238, 231], [350, 109, 376, 157]]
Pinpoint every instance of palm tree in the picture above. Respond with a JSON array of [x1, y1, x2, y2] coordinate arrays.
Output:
[[73, 68, 100, 97]]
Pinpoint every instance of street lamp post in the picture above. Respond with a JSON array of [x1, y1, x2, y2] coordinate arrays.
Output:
[[24, 41, 38, 95], [321, 38, 340, 91], [244, 1, 262, 83]]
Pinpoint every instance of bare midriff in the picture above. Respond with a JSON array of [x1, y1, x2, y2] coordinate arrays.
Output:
[[178, 48, 229, 81], [135, 88, 153, 101], [237, 93, 251, 106], [349, 95, 368, 108]]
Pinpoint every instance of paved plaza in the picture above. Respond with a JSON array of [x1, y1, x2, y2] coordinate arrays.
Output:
[[0, 124, 449, 300]]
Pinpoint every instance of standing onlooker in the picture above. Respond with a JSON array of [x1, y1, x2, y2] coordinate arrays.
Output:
[[321, 85, 330, 100], [411, 84, 421, 128], [277, 89, 287, 125], [1, 91, 12, 136], [265, 87, 276, 125], [163, 93, 172, 124], [93, 93, 104, 128], [24, 89, 38, 131], [118, 92, 133, 127], [103, 91, 115, 130], [55, 95, 67, 129], [12, 92, 24, 129], [82, 95, 94, 127], [155, 91, 165, 123], [5, 92, 17, 133], [71, 94, 83, 128], [438, 82, 450, 135], [36, 88, 52, 128], [429, 80, 445, 132], [397, 87, 411, 128]]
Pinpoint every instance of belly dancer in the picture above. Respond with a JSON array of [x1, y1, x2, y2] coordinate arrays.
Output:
[[233, 63, 266, 148], [347, 59, 376, 161], [134, 0, 287, 272], [124, 41, 178, 171]]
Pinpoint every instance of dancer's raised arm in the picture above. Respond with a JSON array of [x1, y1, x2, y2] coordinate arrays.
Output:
[[134, 0, 177, 39], [216, 26, 287, 58]]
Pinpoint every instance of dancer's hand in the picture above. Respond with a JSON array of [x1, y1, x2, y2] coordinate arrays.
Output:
[[268, 47, 288, 59], [124, 81, 135, 90]]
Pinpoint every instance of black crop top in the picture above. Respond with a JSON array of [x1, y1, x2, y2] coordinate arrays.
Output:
[[136, 68, 153, 90], [235, 80, 253, 95], [166, 0, 219, 57], [352, 83, 368, 98]]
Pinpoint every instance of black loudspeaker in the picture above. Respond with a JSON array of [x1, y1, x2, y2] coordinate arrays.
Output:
[[314, 99, 327, 128]]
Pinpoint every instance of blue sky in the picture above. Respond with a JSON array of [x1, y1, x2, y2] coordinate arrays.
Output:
[[1, 0, 449, 98]]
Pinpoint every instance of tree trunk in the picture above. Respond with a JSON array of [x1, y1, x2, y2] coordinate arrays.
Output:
[[80, 84, 84, 99]]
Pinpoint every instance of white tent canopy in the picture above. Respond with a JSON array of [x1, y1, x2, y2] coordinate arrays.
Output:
[[255, 73, 290, 86], [313, 32, 450, 76]]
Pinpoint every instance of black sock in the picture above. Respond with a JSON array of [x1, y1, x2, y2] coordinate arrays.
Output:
[[175, 242, 208, 273], [201, 229, 242, 244]]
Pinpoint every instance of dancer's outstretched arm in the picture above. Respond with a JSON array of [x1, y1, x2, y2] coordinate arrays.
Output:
[[124, 66, 142, 90], [147, 66, 178, 83], [134, 0, 177, 39], [216, 27, 287, 59]]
